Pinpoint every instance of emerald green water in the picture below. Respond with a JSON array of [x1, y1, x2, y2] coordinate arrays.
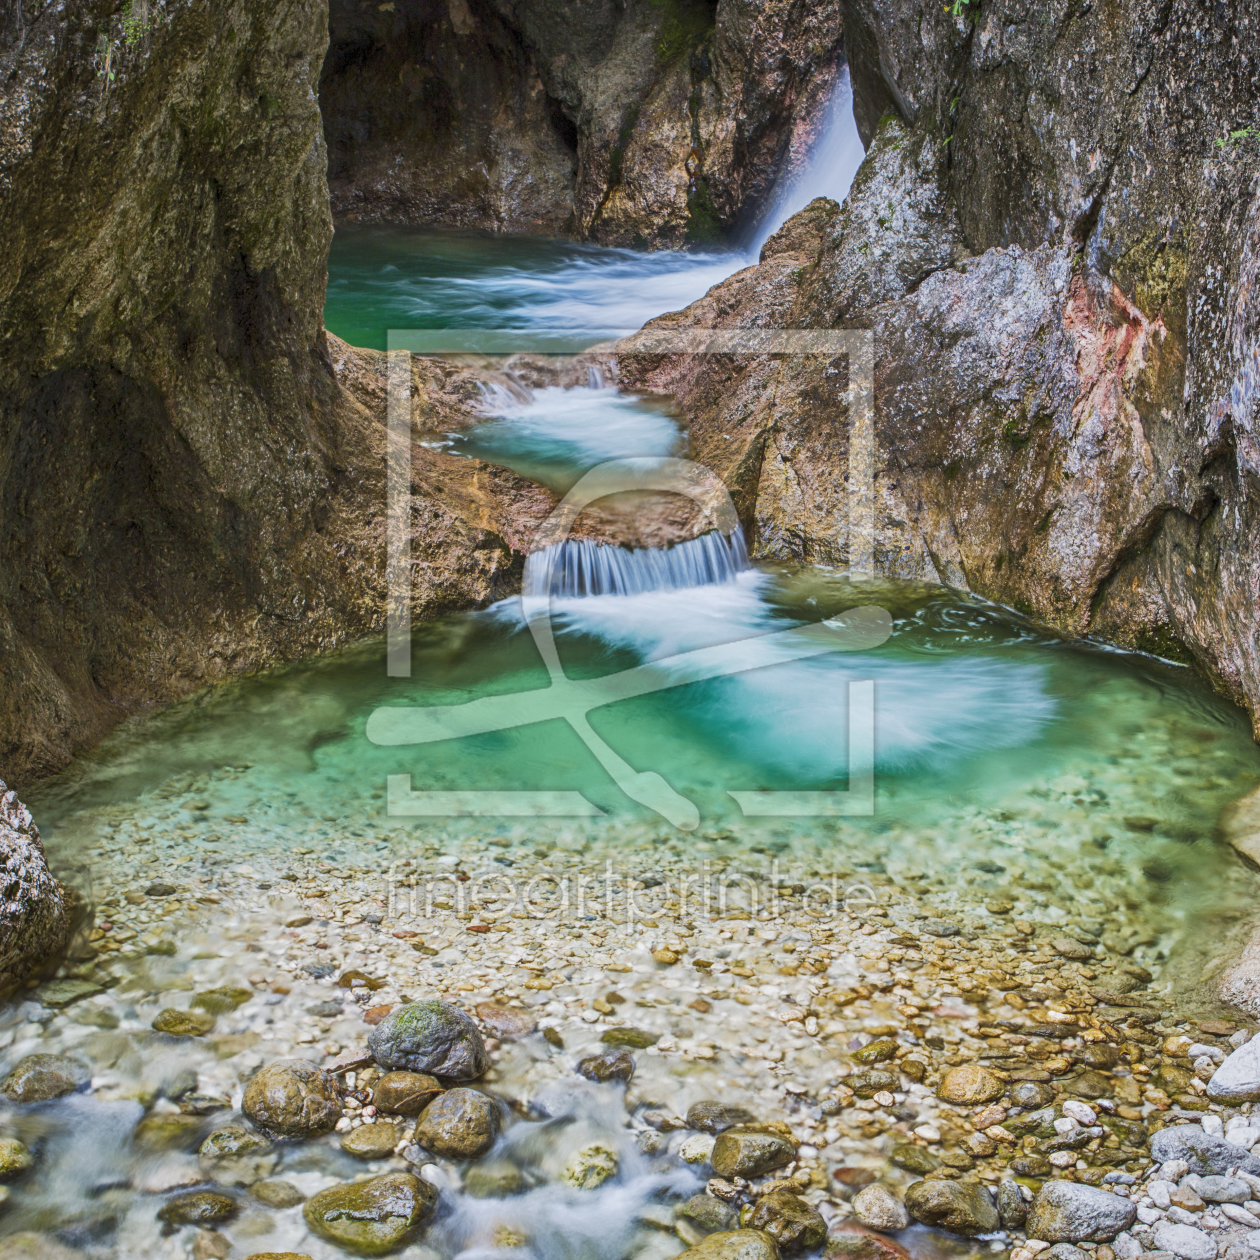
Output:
[[31, 225, 1260, 977]]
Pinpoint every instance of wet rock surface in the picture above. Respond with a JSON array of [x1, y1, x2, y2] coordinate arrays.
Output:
[[904, 1179, 1000, 1236], [746, 1189, 826, 1251], [677, 1229, 781, 1260], [0, 1053, 88, 1102], [371, 1070, 443, 1116], [303, 1171, 437, 1256], [413, 1087, 500, 1160], [712, 1125, 797, 1179], [242, 1060, 342, 1140], [367, 1000, 489, 1079]]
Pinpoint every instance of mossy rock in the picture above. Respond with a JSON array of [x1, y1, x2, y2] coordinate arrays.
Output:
[[367, 1000, 488, 1080], [0, 1140, 33, 1181], [600, 1027, 659, 1049], [191, 987, 253, 1015], [152, 1008, 216, 1037], [0, 1055, 90, 1102], [303, 1172, 437, 1257]]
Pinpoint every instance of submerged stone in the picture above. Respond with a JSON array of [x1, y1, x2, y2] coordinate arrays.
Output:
[[687, 1101, 755, 1133], [342, 1121, 402, 1160], [151, 1008, 216, 1037], [250, 1179, 307, 1208], [576, 1049, 635, 1083], [0, 1140, 33, 1180], [678, 1194, 738, 1232], [135, 1112, 205, 1151], [1, 1054, 90, 1102], [560, 1143, 618, 1190], [600, 1026, 659, 1049], [190, 987, 254, 1015], [157, 1190, 239, 1226]]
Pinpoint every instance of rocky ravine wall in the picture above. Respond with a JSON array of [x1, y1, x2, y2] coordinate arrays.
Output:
[[320, 0, 845, 246], [0, 0, 547, 788], [621, 0, 1260, 740]]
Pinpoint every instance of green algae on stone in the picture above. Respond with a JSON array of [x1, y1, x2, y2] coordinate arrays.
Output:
[[151, 1008, 216, 1037], [0, 1055, 89, 1102], [0, 1140, 33, 1181], [190, 986, 253, 1015], [367, 1000, 489, 1079], [745, 1190, 826, 1251], [850, 1038, 898, 1065], [600, 1026, 659, 1049], [303, 1172, 437, 1256], [675, 1228, 780, 1260], [156, 1190, 239, 1226], [560, 1143, 618, 1190]]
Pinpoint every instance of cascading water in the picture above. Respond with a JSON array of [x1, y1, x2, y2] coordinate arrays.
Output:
[[523, 529, 751, 598]]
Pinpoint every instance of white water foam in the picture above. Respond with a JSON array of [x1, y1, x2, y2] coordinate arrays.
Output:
[[751, 63, 867, 252], [494, 541, 1056, 779]]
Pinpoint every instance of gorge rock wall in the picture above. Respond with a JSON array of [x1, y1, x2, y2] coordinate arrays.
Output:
[[320, 0, 846, 246], [621, 0, 1260, 735], [0, 0, 531, 788]]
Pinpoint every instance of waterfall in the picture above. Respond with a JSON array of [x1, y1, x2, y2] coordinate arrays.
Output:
[[750, 64, 867, 251], [523, 528, 751, 598]]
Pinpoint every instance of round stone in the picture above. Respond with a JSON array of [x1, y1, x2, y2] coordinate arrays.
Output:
[[687, 1101, 756, 1133], [342, 1121, 401, 1160], [151, 1008, 216, 1037], [600, 1027, 659, 1049], [711, 1126, 796, 1179], [1011, 1081, 1056, 1109], [367, 1000, 489, 1080], [904, 1179, 999, 1236], [0, 1054, 89, 1102], [303, 1172, 437, 1256], [413, 1087, 499, 1159], [1026, 1182, 1137, 1243], [133, 1113, 205, 1151], [242, 1060, 341, 1139], [747, 1189, 826, 1250], [0, 1140, 33, 1181], [680, 1134, 717, 1164], [851, 1039, 899, 1065], [157, 1191, 239, 1226], [1208, 1036, 1260, 1103], [937, 1065, 1005, 1105], [372, 1071, 443, 1116], [852, 1185, 909, 1233], [250, 1179, 306, 1208], [677, 1230, 780, 1260]]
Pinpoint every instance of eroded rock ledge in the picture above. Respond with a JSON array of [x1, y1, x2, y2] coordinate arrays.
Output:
[[618, 0, 1260, 740]]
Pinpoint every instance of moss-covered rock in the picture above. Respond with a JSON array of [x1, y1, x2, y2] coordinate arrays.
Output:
[[367, 1001, 488, 1080], [303, 1172, 437, 1256]]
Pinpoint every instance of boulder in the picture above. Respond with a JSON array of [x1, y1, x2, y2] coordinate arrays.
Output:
[[711, 1126, 797, 1179], [413, 1087, 499, 1159], [303, 1172, 437, 1256], [1207, 1035, 1260, 1103], [852, 1185, 909, 1232], [372, 1071, 443, 1116], [1026, 1182, 1137, 1243], [904, 1179, 999, 1236], [675, 1229, 780, 1260], [242, 1060, 341, 1139], [367, 1001, 488, 1080], [1, 1054, 89, 1102], [746, 1190, 827, 1251], [1149, 1124, 1260, 1176], [0, 784, 77, 995]]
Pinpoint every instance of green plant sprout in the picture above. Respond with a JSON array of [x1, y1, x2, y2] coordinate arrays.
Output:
[[94, 31, 115, 87], [947, 0, 978, 16], [121, 0, 152, 48], [1216, 127, 1259, 149]]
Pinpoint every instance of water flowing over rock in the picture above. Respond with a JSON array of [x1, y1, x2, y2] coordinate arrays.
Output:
[[618, 0, 1260, 810]]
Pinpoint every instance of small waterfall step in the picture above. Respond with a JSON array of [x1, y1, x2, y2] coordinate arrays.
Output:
[[524, 528, 751, 598]]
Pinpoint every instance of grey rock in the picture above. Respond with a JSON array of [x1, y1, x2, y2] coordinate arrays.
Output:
[[1152, 1222, 1218, 1260], [1026, 1182, 1137, 1243], [1042, 1248, 1090, 1260], [367, 1000, 489, 1080], [998, 1181, 1028, 1229], [904, 1179, 999, 1236], [1150, 1125, 1260, 1176], [852, 1185, 909, 1233], [1196, 1176, 1249, 1204], [1207, 1036, 1260, 1104]]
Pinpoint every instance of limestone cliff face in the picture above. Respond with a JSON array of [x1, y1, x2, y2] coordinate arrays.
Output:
[[320, 0, 845, 247], [0, 0, 527, 787], [620, 0, 1260, 737]]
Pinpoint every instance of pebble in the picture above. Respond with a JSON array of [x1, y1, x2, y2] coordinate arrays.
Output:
[[711, 1126, 796, 1179]]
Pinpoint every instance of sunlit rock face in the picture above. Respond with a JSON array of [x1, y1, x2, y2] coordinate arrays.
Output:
[[620, 0, 1260, 739], [320, 0, 846, 247]]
